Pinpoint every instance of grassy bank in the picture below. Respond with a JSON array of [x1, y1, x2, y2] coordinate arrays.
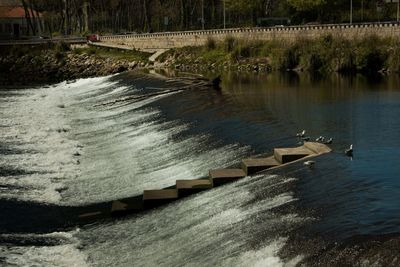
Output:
[[158, 35, 400, 75]]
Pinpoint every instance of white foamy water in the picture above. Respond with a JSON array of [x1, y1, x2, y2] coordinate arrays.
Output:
[[0, 75, 249, 204], [78, 175, 305, 267], [0, 230, 88, 267], [1, 74, 304, 266]]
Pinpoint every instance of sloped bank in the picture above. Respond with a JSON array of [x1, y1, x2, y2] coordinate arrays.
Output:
[[156, 34, 400, 75], [0, 45, 150, 86]]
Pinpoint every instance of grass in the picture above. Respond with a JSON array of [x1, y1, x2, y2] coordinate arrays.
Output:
[[72, 46, 151, 62], [158, 34, 400, 74]]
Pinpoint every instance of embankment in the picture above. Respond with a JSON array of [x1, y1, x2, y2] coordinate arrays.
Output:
[[156, 34, 400, 75], [0, 44, 150, 86]]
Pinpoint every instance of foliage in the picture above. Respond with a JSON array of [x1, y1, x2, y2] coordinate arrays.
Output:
[[160, 34, 400, 75], [206, 37, 216, 50], [54, 41, 71, 52], [16, 0, 400, 36]]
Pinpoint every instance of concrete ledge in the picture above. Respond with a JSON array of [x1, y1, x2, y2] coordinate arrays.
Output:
[[304, 142, 332, 154], [241, 156, 280, 175], [274, 146, 313, 164], [143, 189, 179, 208], [111, 196, 143, 215], [78, 211, 103, 219], [176, 179, 212, 196], [209, 169, 246, 186]]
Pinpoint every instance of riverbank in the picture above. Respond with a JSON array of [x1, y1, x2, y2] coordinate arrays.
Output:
[[0, 44, 151, 86], [3, 34, 400, 86], [156, 34, 400, 75]]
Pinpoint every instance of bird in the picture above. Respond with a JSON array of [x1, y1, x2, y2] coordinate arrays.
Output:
[[345, 144, 353, 157], [304, 160, 315, 167], [296, 130, 306, 137], [302, 136, 311, 141], [316, 136, 325, 142], [324, 138, 333, 144]]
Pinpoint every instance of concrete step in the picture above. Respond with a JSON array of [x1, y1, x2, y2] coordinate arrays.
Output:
[[304, 142, 332, 154], [274, 146, 313, 164], [209, 169, 246, 187], [176, 179, 212, 196], [111, 196, 143, 215], [143, 189, 179, 208], [241, 156, 280, 175]]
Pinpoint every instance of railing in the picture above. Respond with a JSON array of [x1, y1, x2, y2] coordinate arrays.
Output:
[[99, 21, 400, 41]]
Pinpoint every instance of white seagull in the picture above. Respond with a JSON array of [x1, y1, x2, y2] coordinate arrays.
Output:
[[304, 160, 315, 167], [345, 144, 353, 157], [297, 130, 306, 137]]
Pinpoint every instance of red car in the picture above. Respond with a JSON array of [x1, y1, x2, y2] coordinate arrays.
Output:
[[87, 34, 99, 42]]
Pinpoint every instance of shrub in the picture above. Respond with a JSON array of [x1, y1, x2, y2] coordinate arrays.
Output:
[[280, 46, 300, 70], [224, 36, 236, 52], [205, 37, 216, 50], [307, 52, 324, 72], [54, 41, 70, 52], [356, 35, 387, 73], [86, 47, 97, 55], [54, 50, 65, 61]]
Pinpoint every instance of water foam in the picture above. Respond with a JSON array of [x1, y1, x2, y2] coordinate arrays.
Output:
[[0, 230, 88, 267], [1, 74, 250, 205], [77, 175, 305, 266]]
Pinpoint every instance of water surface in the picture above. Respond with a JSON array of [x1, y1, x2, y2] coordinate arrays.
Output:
[[1, 71, 399, 266]]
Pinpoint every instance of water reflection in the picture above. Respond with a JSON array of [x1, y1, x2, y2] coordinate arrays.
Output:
[[152, 70, 400, 237]]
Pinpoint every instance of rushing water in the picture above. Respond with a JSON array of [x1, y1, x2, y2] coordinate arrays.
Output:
[[1, 71, 400, 266]]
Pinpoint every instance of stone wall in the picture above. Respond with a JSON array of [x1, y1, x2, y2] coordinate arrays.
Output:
[[99, 22, 400, 51]]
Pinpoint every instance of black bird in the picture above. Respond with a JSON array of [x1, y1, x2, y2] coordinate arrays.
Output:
[[345, 144, 353, 157], [302, 136, 311, 142]]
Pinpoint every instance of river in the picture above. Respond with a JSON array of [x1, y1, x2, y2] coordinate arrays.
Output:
[[1, 71, 399, 266]]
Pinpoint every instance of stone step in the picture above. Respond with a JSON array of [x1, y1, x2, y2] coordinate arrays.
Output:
[[143, 189, 179, 208], [273, 146, 313, 164], [111, 196, 143, 215], [209, 169, 246, 187], [241, 156, 280, 175], [176, 179, 212, 196], [304, 142, 332, 154]]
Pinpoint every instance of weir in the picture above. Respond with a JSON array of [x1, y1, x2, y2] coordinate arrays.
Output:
[[79, 142, 331, 219]]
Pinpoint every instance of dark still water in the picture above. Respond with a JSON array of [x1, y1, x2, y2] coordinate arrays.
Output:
[[0, 71, 399, 266]]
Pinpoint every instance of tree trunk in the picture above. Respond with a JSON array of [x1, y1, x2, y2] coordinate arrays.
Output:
[[83, 0, 89, 32], [21, 0, 36, 35]]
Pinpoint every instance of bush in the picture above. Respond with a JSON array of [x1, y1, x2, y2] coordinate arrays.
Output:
[[280, 46, 300, 70], [9, 45, 30, 57], [224, 36, 237, 52], [86, 47, 97, 55], [206, 37, 216, 50], [54, 50, 65, 61], [356, 35, 387, 73], [54, 41, 70, 52], [307, 52, 324, 72]]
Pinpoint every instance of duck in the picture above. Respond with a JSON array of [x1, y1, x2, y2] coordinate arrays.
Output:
[[296, 130, 306, 137], [345, 144, 353, 157]]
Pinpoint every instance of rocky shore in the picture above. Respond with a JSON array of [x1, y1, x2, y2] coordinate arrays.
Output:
[[0, 49, 147, 86]]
